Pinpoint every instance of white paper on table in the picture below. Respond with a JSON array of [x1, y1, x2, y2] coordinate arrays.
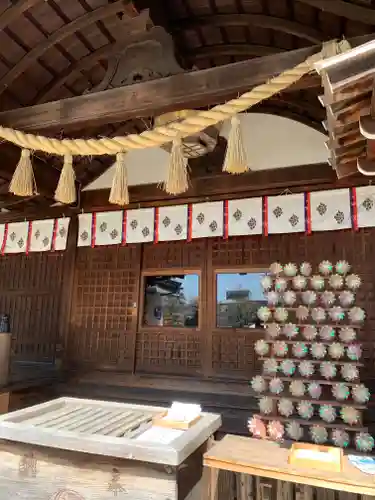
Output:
[[135, 426, 184, 444], [294, 449, 335, 462], [166, 402, 201, 423]]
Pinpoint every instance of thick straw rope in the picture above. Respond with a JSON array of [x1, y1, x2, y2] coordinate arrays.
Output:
[[0, 52, 325, 157]]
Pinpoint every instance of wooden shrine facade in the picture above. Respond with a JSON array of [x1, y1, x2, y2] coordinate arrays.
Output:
[[3, 179, 375, 384]]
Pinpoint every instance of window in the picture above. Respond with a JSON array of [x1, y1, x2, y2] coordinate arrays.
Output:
[[216, 272, 267, 328], [142, 274, 199, 328]]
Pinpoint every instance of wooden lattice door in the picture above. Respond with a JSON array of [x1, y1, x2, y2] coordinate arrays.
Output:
[[69, 245, 141, 370]]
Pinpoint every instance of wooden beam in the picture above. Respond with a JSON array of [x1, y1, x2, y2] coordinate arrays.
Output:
[[81, 163, 341, 210], [2, 34, 374, 133]]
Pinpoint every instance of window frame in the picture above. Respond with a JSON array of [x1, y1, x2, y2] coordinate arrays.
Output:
[[213, 266, 268, 332], [138, 268, 202, 332]]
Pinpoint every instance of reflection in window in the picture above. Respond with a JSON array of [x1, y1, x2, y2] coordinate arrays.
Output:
[[216, 272, 267, 328], [143, 274, 199, 328]]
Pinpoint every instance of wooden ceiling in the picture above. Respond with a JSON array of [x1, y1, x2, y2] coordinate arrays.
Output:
[[0, 0, 374, 211]]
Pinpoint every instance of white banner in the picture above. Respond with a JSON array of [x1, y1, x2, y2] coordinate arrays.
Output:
[[310, 188, 352, 232], [29, 219, 54, 252], [77, 213, 93, 247], [191, 201, 223, 239], [355, 185, 375, 228], [125, 208, 154, 243], [53, 218, 70, 251], [4, 221, 29, 254], [228, 197, 263, 236], [267, 193, 305, 234], [94, 211, 123, 246], [158, 205, 188, 241]]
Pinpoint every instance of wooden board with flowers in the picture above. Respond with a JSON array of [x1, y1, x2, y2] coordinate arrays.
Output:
[[248, 260, 373, 452]]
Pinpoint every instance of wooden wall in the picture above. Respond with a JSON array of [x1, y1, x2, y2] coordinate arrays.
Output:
[[65, 227, 375, 381], [0, 252, 70, 362]]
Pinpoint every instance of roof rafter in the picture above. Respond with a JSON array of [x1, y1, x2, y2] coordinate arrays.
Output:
[[297, 0, 375, 25], [174, 13, 324, 44], [0, 0, 128, 99], [0, 0, 42, 31]]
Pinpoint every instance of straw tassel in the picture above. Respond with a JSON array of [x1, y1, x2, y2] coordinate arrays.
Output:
[[164, 137, 189, 195], [223, 115, 250, 174], [109, 152, 129, 206], [55, 154, 76, 204], [9, 149, 37, 197]]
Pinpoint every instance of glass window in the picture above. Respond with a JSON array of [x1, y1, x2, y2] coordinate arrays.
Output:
[[216, 272, 267, 328], [142, 274, 199, 328]]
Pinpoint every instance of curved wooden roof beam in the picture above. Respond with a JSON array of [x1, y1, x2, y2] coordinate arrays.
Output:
[[174, 14, 324, 44], [34, 43, 118, 104], [187, 44, 283, 61], [0, 0, 128, 98], [0, 0, 42, 31], [297, 0, 375, 25]]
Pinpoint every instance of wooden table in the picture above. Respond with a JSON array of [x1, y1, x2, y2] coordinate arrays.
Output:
[[0, 397, 221, 499], [203, 435, 375, 500]]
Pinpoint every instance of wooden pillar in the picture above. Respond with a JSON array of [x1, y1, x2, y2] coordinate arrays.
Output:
[[0, 392, 9, 413]]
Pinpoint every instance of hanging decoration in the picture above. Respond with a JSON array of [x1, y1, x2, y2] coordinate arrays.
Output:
[[284, 263, 298, 277], [0, 217, 70, 254], [267, 421, 285, 441], [339, 327, 356, 343], [251, 376, 267, 393], [320, 361, 337, 380], [298, 361, 314, 378], [352, 384, 370, 403], [263, 358, 279, 375], [265, 323, 280, 339], [297, 401, 314, 420], [346, 274, 362, 290], [308, 382, 322, 399], [302, 326, 317, 341], [280, 359, 296, 376], [340, 407, 360, 425], [310, 425, 328, 444], [248, 416, 267, 439], [290, 380, 306, 397], [339, 291, 355, 307], [269, 378, 284, 394], [286, 421, 303, 441], [283, 323, 299, 339], [283, 290, 297, 306], [293, 275, 307, 290], [336, 260, 351, 275], [300, 262, 312, 277], [278, 399, 294, 417], [328, 342, 345, 360], [319, 260, 333, 276], [249, 260, 371, 451], [355, 433, 374, 452], [332, 383, 350, 401], [255, 340, 270, 356], [332, 429, 350, 448], [259, 397, 274, 414], [319, 404, 336, 423], [321, 291, 336, 307]]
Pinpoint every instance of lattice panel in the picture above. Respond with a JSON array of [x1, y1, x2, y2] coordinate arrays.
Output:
[[142, 240, 205, 269], [0, 253, 67, 362], [136, 331, 201, 374], [69, 246, 140, 369], [212, 333, 262, 375]]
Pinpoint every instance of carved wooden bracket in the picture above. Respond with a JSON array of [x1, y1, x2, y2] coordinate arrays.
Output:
[[89, 11, 185, 93]]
